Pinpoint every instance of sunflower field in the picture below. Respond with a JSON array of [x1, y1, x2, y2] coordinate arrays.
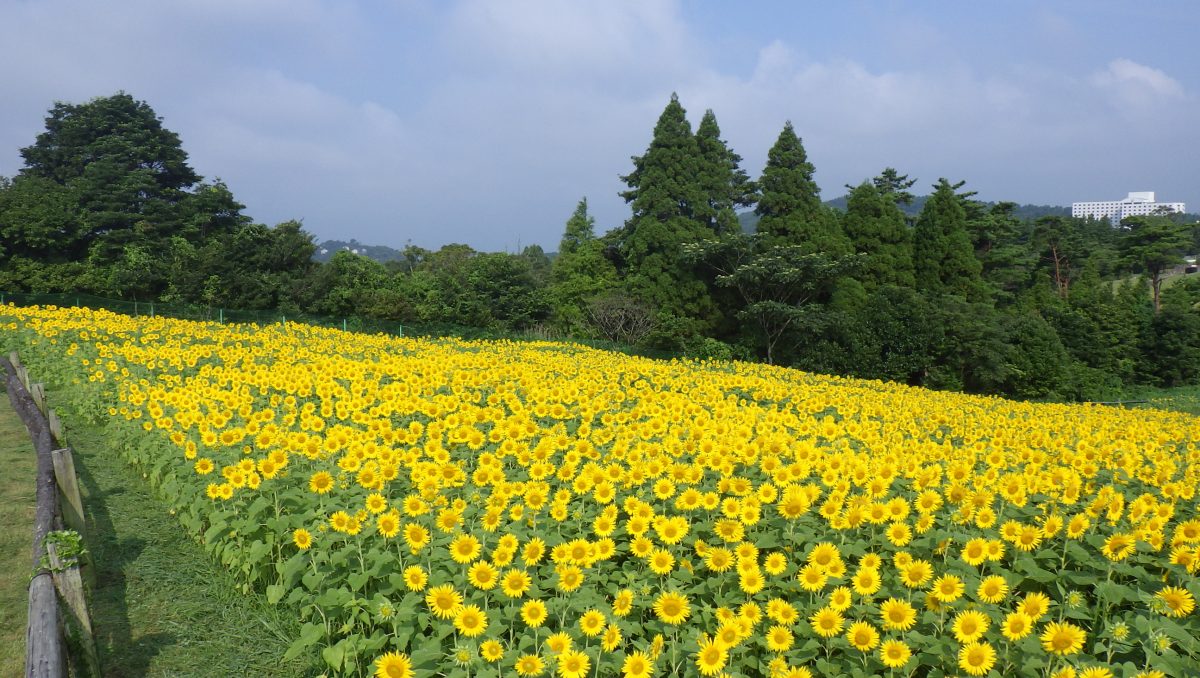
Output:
[[3, 304, 1199, 678]]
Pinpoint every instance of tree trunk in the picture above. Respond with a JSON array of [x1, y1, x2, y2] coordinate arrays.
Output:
[[1152, 272, 1162, 315]]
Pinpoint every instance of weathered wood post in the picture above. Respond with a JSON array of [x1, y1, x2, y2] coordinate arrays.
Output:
[[25, 574, 65, 678], [51, 449, 85, 537], [47, 541, 100, 677], [3, 355, 78, 678]]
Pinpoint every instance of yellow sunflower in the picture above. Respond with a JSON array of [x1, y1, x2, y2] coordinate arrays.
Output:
[[809, 606, 844, 638], [579, 609, 606, 637], [1040, 621, 1086, 656], [694, 638, 727, 677], [402, 565, 427, 592], [879, 639, 911, 669], [521, 599, 548, 627], [374, 651, 412, 678], [1156, 586, 1195, 618], [766, 625, 793, 652], [454, 604, 488, 637], [514, 654, 545, 676], [556, 649, 590, 678], [425, 584, 463, 619], [621, 650, 653, 678], [845, 621, 880, 652], [958, 642, 997, 677], [653, 591, 690, 625], [1002, 611, 1034, 641], [931, 574, 965, 603], [951, 610, 990, 644], [879, 597, 917, 631], [977, 575, 1008, 604], [501, 569, 532, 598]]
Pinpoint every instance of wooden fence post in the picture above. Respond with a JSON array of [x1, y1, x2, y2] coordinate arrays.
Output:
[[30, 383, 46, 414], [50, 449, 85, 538], [49, 447, 94, 587], [47, 411, 65, 446], [46, 542, 100, 678], [25, 574, 65, 678]]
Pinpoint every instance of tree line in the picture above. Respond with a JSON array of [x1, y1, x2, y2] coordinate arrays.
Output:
[[2, 92, 1198, 400]]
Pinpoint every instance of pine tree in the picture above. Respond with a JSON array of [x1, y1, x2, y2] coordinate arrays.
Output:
[[2, 92, 250, 298], [694, 110, 753, 235], [619, 94, 703, 223], [550, 198, 617, 333], [559, 197, 596, 257], [872, 167, 917, 207], [616, 94, 715, 325], [754, 122, 849, 255], [1119, 214, 1192, 314], [18, 92, 212, 260], [912, 178, 984, 299], [969, 201, 1034, 305], [842, 181, 914, 290]]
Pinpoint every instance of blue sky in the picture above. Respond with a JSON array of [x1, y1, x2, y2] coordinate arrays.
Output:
[[1, 1, 1196, 251]]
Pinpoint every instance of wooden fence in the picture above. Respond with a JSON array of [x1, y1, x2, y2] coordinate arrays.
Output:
[[3, 353, 99, 678]]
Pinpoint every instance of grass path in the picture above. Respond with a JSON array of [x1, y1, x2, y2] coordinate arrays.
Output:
[[0, 398, 38, 676], [58, 408, 321, 677]]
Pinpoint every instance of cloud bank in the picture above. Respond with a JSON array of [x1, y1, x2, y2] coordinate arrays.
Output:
[[0, 1, 1195, 251]]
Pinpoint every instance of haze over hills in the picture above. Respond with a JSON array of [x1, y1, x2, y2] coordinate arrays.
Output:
[[317, 198, 1077, 263], [313, 239, 407, 263], [738, 197, 1072, 234]]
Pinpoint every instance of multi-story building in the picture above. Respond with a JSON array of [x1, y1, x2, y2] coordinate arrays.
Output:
[[1071, 192, 1185, 225]]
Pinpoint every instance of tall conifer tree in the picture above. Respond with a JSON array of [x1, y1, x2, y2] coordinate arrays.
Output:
[[558, 197, 596, 256], [754, 122, 849, 255], [694, 110, 753, 235], [549, 198, 617, 333], [872, 167, 917, 207], [912, 178, 984, 299], [617, 94, 715, 325], [842, 181, 914, 290]]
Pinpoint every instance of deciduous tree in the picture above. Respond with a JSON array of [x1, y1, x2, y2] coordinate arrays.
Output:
[[685, 233, 860, 364]]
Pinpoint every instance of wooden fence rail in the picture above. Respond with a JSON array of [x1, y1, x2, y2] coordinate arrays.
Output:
[[3, 354, 99, 678]]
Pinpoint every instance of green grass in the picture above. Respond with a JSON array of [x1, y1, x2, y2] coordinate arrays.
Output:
[[58, 404, 322, 677], [1118, 384, 1200, 416], [0, 398, 38, 676], [1109, 268, 1198, 295]]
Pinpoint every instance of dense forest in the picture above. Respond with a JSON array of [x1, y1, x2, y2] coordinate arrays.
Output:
[[2, 92, 1199, 400]]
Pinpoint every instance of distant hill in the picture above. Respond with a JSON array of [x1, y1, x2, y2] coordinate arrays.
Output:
[[313, 240, 406, 263], [738, 196, 1072, 233]]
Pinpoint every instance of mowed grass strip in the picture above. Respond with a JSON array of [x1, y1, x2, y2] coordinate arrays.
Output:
[[1128, 384, 1200, 416], [0, 399, 38, 676], [63, 409, 321, 677]]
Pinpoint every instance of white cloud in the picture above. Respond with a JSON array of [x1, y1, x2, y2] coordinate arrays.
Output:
[[446, 0, 692, 83], [678, 46, 1194, 209], [1090, 58, 1186, 112], [1, 1, 1196, 250]]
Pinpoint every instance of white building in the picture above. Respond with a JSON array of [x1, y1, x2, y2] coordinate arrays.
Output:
[[1072, 192, 1185, 225]]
